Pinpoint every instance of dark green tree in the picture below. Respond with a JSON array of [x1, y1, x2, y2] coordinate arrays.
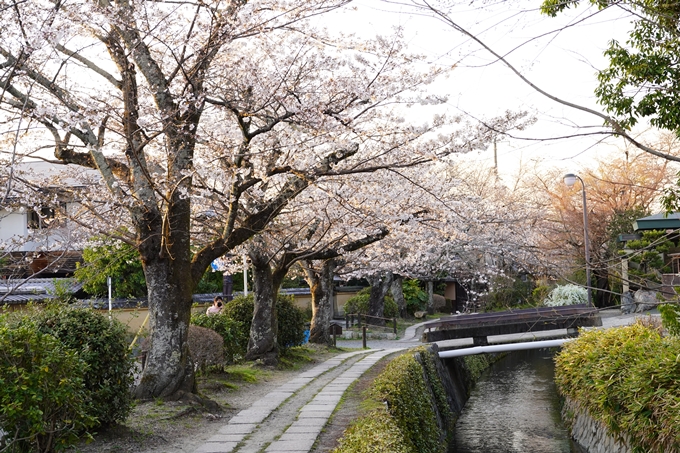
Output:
[[75, 237, 147, 299], [542, 0, 680, 134], [623, 229, 673, 288]]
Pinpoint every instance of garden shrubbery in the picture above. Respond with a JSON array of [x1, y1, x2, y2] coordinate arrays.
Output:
[[190, 312, 247, 363], [343, 287, 398, 318], [543, 284, 587, 306], [0, 303, 134, 453], [332, 348, 453, 453], [221, 294, 305, 352], [555, 322, 680, 452]]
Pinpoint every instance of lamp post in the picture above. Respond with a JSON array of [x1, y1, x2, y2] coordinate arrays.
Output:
[[564, 173, 593, 307]]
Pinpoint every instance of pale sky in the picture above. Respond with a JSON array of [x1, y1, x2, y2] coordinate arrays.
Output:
[[320, 0, 653, 176]]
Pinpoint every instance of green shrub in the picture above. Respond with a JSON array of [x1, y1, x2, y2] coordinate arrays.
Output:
[[555, 323, 680, 452], [344, 288, 398, 318], [402, 279, 427, 315], [27, 304, 134, 427], [331, 407, 412, 453], [369, 353, 445, 453], [74, 236, 146, 298], [659, 303, 680, 336], [277, 295, 305, 348], [222, 294, 305, 352], [0, 320, 96, 453], [190, 313, 247, 363]]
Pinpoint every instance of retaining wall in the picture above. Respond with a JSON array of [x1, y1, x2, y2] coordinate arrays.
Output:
[[563, 399, 631, 453]]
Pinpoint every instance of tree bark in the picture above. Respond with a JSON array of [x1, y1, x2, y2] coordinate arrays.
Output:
[[390, 273, 406, 318], [367, 273, 392, 327], [134, 252, 195, 398], [427, 280, 434, 315], [306, 259, 335, 345], [245, 251, 279, 365]]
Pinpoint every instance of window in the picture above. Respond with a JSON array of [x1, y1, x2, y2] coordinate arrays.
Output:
[[28, 207, 56, 229]]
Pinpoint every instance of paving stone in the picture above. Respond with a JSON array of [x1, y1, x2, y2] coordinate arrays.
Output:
[[298, 410, 333, 419], [284, 425, 323, 434], [206, 433, 246, 443], [228, 412, 269, 424], [194, 442, 239, 453], [279, 432, 318, 441], [218, 423, 257, 434], [291, 417, 328, 427]]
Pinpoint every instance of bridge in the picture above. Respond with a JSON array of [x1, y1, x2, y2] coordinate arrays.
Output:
[[422, 304, 602, 346]]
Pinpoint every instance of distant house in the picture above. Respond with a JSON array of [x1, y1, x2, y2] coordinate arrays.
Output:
[[619, 212, 680, 297], [0, 162, 94, 279]]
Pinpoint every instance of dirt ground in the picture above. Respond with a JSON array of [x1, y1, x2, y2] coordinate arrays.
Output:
[[67, 345, 392, 453]]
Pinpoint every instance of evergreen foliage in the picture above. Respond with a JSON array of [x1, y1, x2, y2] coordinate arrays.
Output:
[[26, 304, 135, 427], [190, 312, 248, 363], [555, 323, 680, 452], [222, 294, 305, 352], [75, 237, 147, 298], [0, 320, 95, 453], [344, 287, 398, 318], [623, 229, 672, 287], [332, 348, 454, 453]]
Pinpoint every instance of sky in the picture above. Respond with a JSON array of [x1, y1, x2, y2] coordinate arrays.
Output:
[[318, 0, 656, 177]]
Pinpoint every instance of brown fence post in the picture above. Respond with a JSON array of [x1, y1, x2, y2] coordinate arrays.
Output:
[[362, 325, 367, 349], [345, 315, 349, 329], [393, 318, 397, 335]]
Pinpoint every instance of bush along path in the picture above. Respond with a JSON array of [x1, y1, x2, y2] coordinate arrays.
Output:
[[194, 348, 404, 453]]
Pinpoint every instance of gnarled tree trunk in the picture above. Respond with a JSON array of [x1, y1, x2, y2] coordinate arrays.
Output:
[[390, 273, 406, 318], [245, 251, 279, 365], [135, 258, 195, 398], [306, 259, 335, 345], [427, 280, 434, 314], [367, 273, 392, 327]]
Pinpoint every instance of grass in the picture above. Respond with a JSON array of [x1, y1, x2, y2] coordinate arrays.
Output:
[[224, 365, 265, 383]]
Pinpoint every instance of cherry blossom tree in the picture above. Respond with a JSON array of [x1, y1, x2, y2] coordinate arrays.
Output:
[[1, 0, 515, 398]]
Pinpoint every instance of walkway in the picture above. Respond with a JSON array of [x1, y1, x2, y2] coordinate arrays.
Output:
[[193, 310, 645, 453], [194, 348, 405, 453]]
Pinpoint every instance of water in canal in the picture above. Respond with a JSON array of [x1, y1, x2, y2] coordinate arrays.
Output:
[[453, 349, 579, 453]]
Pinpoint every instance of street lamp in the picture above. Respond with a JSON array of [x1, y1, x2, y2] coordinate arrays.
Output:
[[564, 173, 593, 307]]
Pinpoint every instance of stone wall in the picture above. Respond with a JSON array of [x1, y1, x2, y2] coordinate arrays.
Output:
[[564, 399, 631, 453]]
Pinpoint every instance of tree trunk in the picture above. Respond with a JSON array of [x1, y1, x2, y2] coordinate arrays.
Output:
[[427, 280, 434, 315], [245, 251, 278, 365], [307, 259, 335, 345], [390, 274, 406, 318], [134, 258, 195, 399], [367, 273, 392, 327]]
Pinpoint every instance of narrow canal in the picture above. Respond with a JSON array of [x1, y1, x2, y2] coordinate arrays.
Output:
[[453, 349, 579, 453]]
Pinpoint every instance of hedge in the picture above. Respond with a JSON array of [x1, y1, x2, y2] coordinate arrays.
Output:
[[190, 312, 247, 364], [344, 288, 398, 319], [222, 294, 305, 353], [333, 348, 452, 453], [555, 323, 680, 452], [0, 320, 96, 453], [28, 304, 135, 427]]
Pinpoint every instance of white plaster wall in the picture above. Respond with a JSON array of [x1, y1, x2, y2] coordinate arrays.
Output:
[[0, 210, 28, 249]]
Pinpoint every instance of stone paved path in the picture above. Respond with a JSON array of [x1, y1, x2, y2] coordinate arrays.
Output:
[[193, 347, 409, 453]]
